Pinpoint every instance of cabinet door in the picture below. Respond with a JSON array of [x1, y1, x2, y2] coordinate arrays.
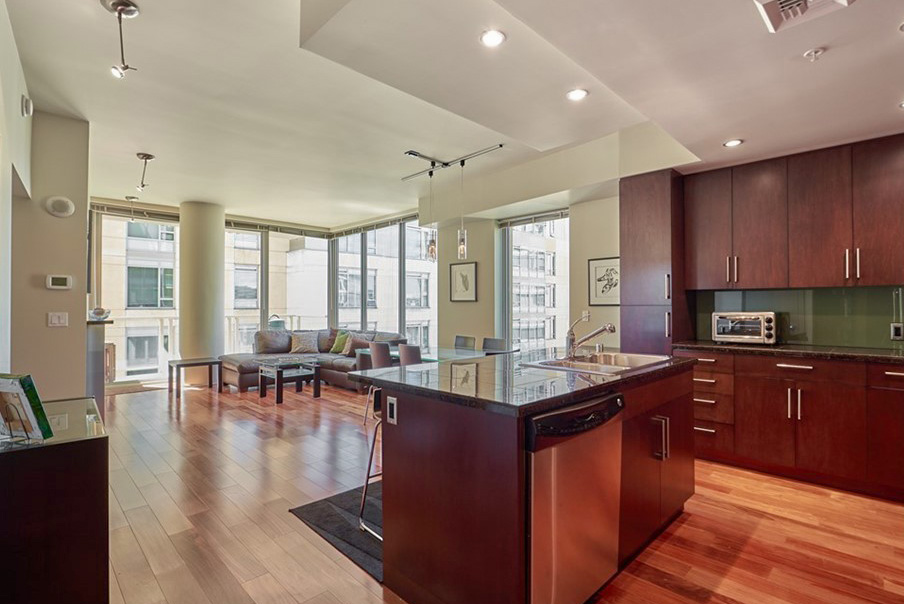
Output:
[[852, 134, 904, 286], [788, 146, 853, 288], [794, 380, 866, 479], [620, 171, 676, 305], [734, 375, 795, 467], [684, 169, 733, 290], [731, 158, 789, 289], [867, 388, 904, 489], [618, 409, 662, 565], [659, 395, 695, 524], [620, 305, 671, 355]]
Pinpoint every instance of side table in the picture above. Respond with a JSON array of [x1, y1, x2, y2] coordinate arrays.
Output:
[[168, 357, 224, 399]]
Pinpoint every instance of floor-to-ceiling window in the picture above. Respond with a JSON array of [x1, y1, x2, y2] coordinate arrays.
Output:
[[365, 226, 399, 333], [405, 220, 438, 349], [509, 215, 570, 351], [225, 230, 262, 352], [337, 233, 364, 330], [268, 232, 328, 331]]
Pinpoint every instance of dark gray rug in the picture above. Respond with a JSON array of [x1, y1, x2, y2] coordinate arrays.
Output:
[[289, 481, 383, 582]]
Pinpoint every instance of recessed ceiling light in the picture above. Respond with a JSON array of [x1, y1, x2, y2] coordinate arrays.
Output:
[[899, 22, 904, 33], [566, 88, 589, 101], [723, 139, 744, 148], [899, 101, 904, 109], [480, 30, 506, 48]]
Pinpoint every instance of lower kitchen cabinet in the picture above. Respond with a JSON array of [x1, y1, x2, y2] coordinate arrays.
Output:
[[693, 420, 734, 456], [795, 380, 866, 479], [734, 375, 796, 467], [619, 394, 694, 566], [867, 387, 904, 489]]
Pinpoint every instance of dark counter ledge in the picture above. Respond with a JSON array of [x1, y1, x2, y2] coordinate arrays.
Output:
[[349, 349, 696, 417], [674, 340, 904, 364]]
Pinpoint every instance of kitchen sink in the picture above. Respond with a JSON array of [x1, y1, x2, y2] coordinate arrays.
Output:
[[521, 353, 670, 376]]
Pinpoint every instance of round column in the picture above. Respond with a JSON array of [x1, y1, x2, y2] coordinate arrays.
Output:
[[179, 201, 225, 384]]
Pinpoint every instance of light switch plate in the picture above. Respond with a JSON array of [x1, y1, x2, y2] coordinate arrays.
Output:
[[581, 310, 590, 320], [47, 312, 69, 327], [386, 396, 398, 425], [891, 323, 903, 341]]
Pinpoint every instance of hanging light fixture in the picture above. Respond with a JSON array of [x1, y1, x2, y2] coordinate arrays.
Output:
[[102, 0, 140, 78], [457, 160, 468, 260], [426, 164, 437, 262], [136, 152, 155, 191], [125, 195, 139, 222]]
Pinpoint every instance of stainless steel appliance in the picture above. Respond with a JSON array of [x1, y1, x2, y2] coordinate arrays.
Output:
[[712, 311, 777, 344], [526, 393, 624, 604]]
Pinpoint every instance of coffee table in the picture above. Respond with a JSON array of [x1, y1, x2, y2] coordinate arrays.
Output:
[[258, 358, 321, 404]]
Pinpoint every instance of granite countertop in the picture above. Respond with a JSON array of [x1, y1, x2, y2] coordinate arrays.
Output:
[[674, 340, 904, 364], [349, 348, 695, 417]]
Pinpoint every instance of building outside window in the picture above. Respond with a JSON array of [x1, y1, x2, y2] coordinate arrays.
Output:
[[406, 321, 431, 349], [405, 221, 438, 349], [226, 230, 262, 352], [406, 272, 430, 308], [125, 328, 159, 376], [234, 232, 260, 249], [234, 264, 259, 309], [127, 266, 174, 308], [338, 268, 376, 309]]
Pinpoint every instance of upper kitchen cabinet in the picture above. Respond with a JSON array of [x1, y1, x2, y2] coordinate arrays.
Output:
[[731, 158, 789, 289], [853, 133, 904, 286], [684, 169, 732, 290], [788, 145, 853, 288], [620, 170, 684, 305]]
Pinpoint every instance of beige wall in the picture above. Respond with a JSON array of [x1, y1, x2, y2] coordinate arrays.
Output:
[[437, 218, 498, 348], [11, 111, 90, 400], [569, 196, 620, 348]]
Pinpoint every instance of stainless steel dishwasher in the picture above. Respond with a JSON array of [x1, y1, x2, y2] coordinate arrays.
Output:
[[526, 393, 624, 604]]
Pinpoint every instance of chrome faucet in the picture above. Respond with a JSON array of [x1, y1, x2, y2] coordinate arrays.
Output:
[[564, 314, 616, 360]]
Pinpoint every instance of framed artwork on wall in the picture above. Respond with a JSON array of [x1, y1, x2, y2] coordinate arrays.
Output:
[[450, 262, 478, 302], [588, 257, 620, 306]]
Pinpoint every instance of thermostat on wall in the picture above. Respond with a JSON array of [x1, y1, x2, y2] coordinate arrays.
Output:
[[46, 275, 73, 290]]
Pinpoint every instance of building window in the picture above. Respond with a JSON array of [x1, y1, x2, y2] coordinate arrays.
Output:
[[338, 268, 376, 309], [405, 226, 435, 261], [234, 232, 260, 249], [234, 265, 259, 309], [127, 222, 174, 241], [405, 272, 430, 308], [406, 321, 431, 349], [127, 266, 174, 308], [237, 325, 257, 349], [337, 234, 362, 254], [546, 252, 556, 276], [126, 332, 158, 376]]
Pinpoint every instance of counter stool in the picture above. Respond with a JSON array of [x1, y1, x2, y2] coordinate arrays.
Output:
[[363, 342, 392, 424]]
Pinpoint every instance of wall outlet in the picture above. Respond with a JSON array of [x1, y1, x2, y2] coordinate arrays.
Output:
[[891, 323, 904, 341], [386, 396, 398, 425], [47, 312, 69, 327]]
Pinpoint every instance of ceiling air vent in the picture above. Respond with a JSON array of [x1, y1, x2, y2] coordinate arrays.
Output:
[[753, 0, 857, 33]]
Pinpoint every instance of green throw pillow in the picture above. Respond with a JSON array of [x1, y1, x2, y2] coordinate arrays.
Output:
[[330, 330, 350, 354]]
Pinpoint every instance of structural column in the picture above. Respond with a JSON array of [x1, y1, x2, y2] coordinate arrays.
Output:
[[179, 201, 225, 384]]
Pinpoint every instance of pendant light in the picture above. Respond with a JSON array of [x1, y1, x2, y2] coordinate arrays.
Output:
[[102, 0, 140, 78], [136, 152, 155, 192], [125, 195, 139, 221], [457, 160, 468, 260], [426, 165, 437, 262]]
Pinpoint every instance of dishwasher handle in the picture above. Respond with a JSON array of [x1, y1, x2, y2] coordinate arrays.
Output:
[[526, 393, 624, 452]]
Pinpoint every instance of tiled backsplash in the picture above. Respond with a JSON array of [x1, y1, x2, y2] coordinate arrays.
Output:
[[695, 287, 904, 349]]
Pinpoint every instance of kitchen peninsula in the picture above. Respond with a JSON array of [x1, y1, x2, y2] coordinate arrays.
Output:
[[351, 351, 696, 604]]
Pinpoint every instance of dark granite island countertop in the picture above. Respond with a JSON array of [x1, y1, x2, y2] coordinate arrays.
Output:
[[349, 348, 696, 418]]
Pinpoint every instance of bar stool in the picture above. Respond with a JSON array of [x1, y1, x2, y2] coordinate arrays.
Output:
[[363, 342, 392, 425]]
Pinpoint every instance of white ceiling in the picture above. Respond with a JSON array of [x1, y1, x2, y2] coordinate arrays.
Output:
[[6, 0, 904, 226]]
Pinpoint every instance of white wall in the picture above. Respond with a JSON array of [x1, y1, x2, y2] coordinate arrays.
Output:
[[11, 112, 90, 400], [569, 196, 620, 348]]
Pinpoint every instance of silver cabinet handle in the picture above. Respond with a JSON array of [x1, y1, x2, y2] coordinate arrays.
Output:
[[776, 363, 814, 370], [884, 371, 904, 377], [856, 248, 861, 279], [845, 248, 850, 280], [694, 397, 717, 404], [652, 416, 668, 460], [665, 274, 671, 300], [694, 426, 717, 434], [733, 256, 738, 283], [694, 378, 717, 384], [665, 311, 672, 338], [797, 388, 802, 421], [726, 256, 731, 284], [787, 387, 792, 419], [697, 358, 717, 363], [664, 415, 671, 460]]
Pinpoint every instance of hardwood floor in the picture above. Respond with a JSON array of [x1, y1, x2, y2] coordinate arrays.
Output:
[[105, 384, 904, 604]]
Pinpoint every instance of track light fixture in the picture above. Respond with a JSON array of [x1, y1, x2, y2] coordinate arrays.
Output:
[[136, 152, 155, 192], [102, 0, 140, 79]]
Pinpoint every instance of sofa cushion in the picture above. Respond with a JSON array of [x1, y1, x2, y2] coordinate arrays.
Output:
[[290, 331, 319, 354], [373, 331, 404, 343], [330, 331, 350, 354], [318, 328, 338, 353], [254, 330, 291, 354], [328, 356, 358, 372], [343, 336, 372, 357]]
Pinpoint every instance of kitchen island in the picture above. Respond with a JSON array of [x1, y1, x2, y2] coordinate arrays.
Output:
[[350, 350, 696, 604]]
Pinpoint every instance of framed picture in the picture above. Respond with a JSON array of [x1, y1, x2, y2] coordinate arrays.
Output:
[[450, 262, 478, 302], [450, 362, 478, 397], [588, 257, 620, 306]]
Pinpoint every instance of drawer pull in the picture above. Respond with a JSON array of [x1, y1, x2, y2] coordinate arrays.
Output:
[[776, 363, 814, 371], [694, 398, 717, 405], [694, 426, 717, 434], [697, 358, 717, 363], [693, 378, 717, 384], [884, 371, 904, 377]]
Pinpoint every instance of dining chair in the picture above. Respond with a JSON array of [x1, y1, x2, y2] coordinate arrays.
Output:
[[454, 335, 476, 350], [398, 344, 423, 366], [363, 342, 392, 425], [481, 337, 507, 352]]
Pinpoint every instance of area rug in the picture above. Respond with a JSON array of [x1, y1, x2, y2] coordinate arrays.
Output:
[[289, 481, 383, 582]]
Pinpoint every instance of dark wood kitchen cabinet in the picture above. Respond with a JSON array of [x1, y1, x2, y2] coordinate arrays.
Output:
[[852, 133, 904, 286], [619, 305, 673, 356], [684, 169, 732, 290], [734, 375, 796, 467], [867, 365, 904, 490], [794, 379, 866, 479], [619, 393, 694, 566], [788, 145, 853, 288], [731, 158, 789, 289]]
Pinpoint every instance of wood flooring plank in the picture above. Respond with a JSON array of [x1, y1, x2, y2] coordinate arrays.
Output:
[[170, 528, 256, 604], [242, 573, 302, 604]]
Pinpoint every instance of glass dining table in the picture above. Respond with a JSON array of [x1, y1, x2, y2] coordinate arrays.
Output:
[[355, 346, 491, 362]]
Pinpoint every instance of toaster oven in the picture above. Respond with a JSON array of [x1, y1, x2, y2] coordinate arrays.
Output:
[[712, 312, 777, 345]]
